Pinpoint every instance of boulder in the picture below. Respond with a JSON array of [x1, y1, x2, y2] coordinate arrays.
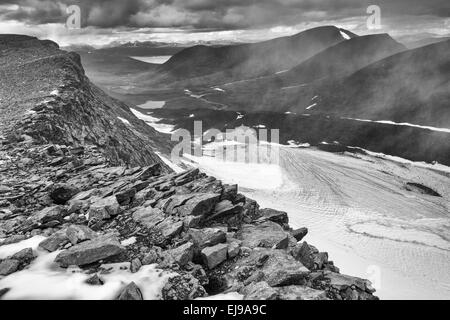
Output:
[[31, 206, 67, 225], [54, 234, 125, 267], [188, 228, 227, 251], [158, 219, 184, 240], [88, 196, 121, 226], [0, 259, 20, 276], [162, 273, 207, 300], [177, 193, 221, 217], [165, 242, 195, 267], [39, 230, 70, 252], [66, 225, 97, 245], [292, 227, 308, 242], [10, 248, 35, 265], [49, 184, 80, 205], [230, 249, 310, 288], [242, 281, 278, 300], [259, 208, 289, 225], [132, 207, 165, 229], [238, 221, 290, 249], [117, 282, 143, 300], [208, 200, 243, 220], [227, 241, 241, 259], [201, 243, 228, 269]]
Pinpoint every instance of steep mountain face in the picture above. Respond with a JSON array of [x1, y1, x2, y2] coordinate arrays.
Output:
[[157, 26, 353, 83], [0, 35, 172, 169], [315, 40, 450, 128], [200, 33, 406, 112]]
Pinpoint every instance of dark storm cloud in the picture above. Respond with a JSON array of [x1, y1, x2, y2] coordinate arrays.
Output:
[[0, 0, 449, 29]]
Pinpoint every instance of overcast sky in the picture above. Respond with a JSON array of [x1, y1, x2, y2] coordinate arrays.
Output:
[[0, 0, 449, 46]]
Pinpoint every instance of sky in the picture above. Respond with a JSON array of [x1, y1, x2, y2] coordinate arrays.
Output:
[[0, 0, 449, 47]]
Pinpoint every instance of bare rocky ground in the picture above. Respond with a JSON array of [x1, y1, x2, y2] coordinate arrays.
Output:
[[0, 140, 377, 300]]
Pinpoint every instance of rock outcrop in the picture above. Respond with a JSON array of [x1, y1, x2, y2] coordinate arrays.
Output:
[[0, 141, 378, 300], [0, 35, 378, 300]]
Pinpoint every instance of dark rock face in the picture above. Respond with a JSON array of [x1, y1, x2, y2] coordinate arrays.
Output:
[[0, 35, 173, 169]]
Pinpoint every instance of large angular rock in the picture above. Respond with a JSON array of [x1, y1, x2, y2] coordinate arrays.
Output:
[[66, 225, 97, 245], [88, 196, 121, 225], [201, 243, 228, 269], [238, 221, 290, 249], [39, 230, 70, 252], [137, 164, 161, 181], [177, 193, 221, 217], [188, 228, 227, 251], [0, 259, 20, 276], [165, 242, 195, 267], [54, 234, 125, 267], [259, 208, 289, 225], [162, 273, 207, 300], [229, 249, 310, 288], [31, 206, 67, 225], [208, 200, 243, 221], [158, 219, 184, 239], [49, 184, 80, 205], [132, 207, 165, 229], [117, 282, 143, 300], [292, 227, 308, 242], [242, 281, 278, 300], [10, 248, 35, 266]]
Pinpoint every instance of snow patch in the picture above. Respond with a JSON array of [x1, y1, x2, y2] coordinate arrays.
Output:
[[131, 108, 175, 134], [117, 117, 131, 126], [343, 117, 450, 133], [340, 30, 351, 40]]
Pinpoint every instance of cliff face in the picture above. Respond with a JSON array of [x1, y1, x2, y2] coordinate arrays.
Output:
[[0, 35, 172, 169], [0, 35, 378, 300]]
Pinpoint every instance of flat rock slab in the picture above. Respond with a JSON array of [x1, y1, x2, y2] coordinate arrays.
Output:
[[238, 221, 290, 249], [54, 234, 125, 267], [132, 207, 165, 229]]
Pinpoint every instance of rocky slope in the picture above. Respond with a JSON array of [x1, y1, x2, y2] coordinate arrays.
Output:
[[0, 141, 377, 300], [0, 34, 377, 300], [0, 35, 172, 169]]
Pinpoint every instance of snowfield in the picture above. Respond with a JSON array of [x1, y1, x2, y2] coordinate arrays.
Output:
[[185, 144, 450, 300]]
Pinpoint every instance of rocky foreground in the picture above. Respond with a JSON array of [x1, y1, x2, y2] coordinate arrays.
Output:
[[0, 140, 378, 300]]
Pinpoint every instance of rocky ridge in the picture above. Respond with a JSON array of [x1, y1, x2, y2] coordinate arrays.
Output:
[[0, 34, 172, 169], [0, 140, 378, 300]]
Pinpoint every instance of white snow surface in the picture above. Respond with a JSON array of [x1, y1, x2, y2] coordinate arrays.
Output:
[[117, 117, 131, 126], [131, 108, 175, 134], [183, 144, 450, 300]]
